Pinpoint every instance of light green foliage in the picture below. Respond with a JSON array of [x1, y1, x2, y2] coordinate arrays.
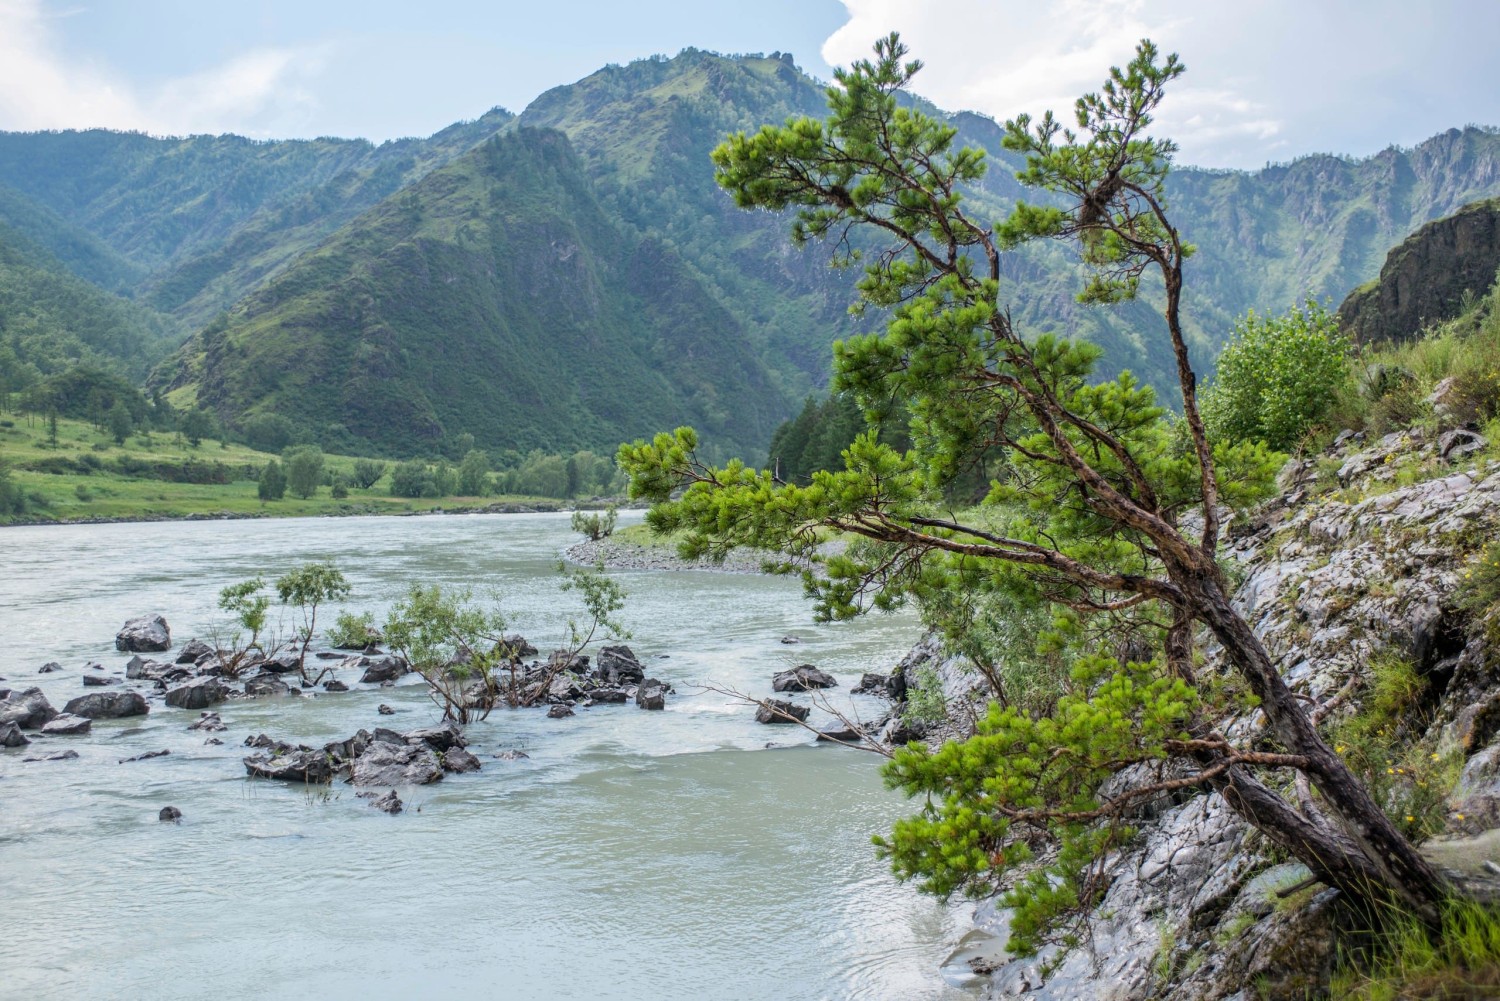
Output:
[[284, 445, 325, 499], [558, 562, 630, 652], [107, 401, 132, 446], [1201, 300, 1351, 449], [216, 576, 271, 676], [275, 561, 351, 681], [1456, 541, 1500, 620], [257, 459, 286, 501], [383, 583, 508, 722], [874, 655, 1195, 954], [901, 665, 948, 726], [330, 475, 349, 499], [571, 505, 618, 541], [328, 609, 378, 649], [389, 458, 433, 498], [458, 449, 491, 496], [1331, 900, 1500, 999], [351, 459, 386, 490], [179, 407, 216, 447], [0, 460, 26, 515]]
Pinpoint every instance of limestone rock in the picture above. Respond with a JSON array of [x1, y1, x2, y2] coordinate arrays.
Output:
[[772, 664, 838, 692], [0, 687, 58, 729], [115, 614, 171, 652], [244, 750, 333, 784], [164, 676, 230, 711], [40, 713, 92, 736], [350, 740, 443, 787]]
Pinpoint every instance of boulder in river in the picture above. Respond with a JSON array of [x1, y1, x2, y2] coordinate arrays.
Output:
[[244, 676, 291, 698], [81, 672, 118, 687], [589, 688, 629, 704], [64, 690, 148, 720], [119, 749, 170, 763], [493, 749, 530, 761], [755, 699, 810, 724], [772, 665, 838, 692], [323, 679, 349, 692], [403, 721, 466, 753], [358, 655, 408, 684], [41, 713, 92, 736], [359, 789, 403, 814], [350, 741, 443, 787], [441, 747, 482, 773], [1, 721, 30, 747], [25, 749, 78, 761], [852, 672, 889, 695], [595, 645, 645, 685], [115, 614, 171, 652], [159, 806, 182, 822], [0, 687, 58, 729], [37, 661, 60, 674], [176, 639, 214, 664], [255, 651, 303, 675], [187, 711, 225, 732], [635, 679, 667, 711], [244, 750, 333, 784], [164, 676, 231, 711], [546, 704, 574, 719]]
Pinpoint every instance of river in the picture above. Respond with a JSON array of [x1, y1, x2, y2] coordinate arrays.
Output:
[[0, 512, 979, 1000]]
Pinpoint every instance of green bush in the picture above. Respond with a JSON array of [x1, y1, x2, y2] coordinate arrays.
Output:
[[571, 505, 617, 541], [1202, 299, 1351, 449]]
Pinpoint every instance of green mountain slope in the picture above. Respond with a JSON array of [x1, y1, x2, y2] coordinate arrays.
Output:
[[168, 128, 788, 459], [0, 219, 178, 385]]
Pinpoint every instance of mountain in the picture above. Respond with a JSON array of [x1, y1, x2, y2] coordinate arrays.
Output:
[[1337, 196, 1500, 343], [2, 51, 1500, 460], [167, 128, 788, 459]]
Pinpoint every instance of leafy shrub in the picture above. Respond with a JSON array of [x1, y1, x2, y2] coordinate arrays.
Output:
[[389, 459, 434, 498], [258, 460, 286, 501], [1202, 299, 1351, 449], [571, 505, 617, 541], [328, 609, 379, 649], [351, 459, 386, 490]]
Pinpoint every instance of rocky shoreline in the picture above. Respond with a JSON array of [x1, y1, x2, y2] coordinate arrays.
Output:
[[1, 499, 574, 530]]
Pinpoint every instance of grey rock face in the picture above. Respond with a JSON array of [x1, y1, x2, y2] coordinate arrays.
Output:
[[323, 679, 349, 692], [1, 721, 29, 747], [403, 721, 465, 753], [635, 679, 666, 710], [359, 789, 403, 814], [441, 747, 482, 773], [63, 690, 148, 720], [40, 713, 92, 736], [772, 664, 838, 692], [176, 639, 214, 664], [115, 614, 171, 652], [81, 672, 118, 687], [358, 654, 408, 684], [36, 662, 60, 673], [244, 750, 333, 784], [595, 645, 645, 684], [350, 740, 443, 787], [244, 676, 291, 697], [164, 676, 231, 710], [852, 672, 889, 694], [0, 687, 58, 729], [754, 699, 808, 724]]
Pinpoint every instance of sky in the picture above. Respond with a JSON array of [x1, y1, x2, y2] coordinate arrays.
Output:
[[1, 0, 1497, 170]]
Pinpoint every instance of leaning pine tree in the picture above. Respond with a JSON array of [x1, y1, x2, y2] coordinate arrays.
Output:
[[619, 35, 1452, 946]]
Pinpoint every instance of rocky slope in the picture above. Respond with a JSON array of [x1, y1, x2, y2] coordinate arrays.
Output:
[[880, 428, 1500, 999]]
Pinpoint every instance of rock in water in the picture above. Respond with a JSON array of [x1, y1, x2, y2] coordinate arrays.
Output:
[[164, 677, 231, 710], [37, 662, 60, 674], [115, 614, 171, 652], [0, 687, 58, 729], [377, 704, 396, 716], [323, 679, 349, 692], [24, 749, 78, 761], [755, 699, 810, 724], [359, 790, 403, 814], [40, 714, 92, 736], [546, 704, 574, 719], [403, 721, 466, 752], [159, 806, 182, 822], [64, 690, 148, 720], [635, 679, 666, 710], [244, 676, 291, 697], [119, 749, 170, 763], [493, 749, 530, 761], [81, 672, 118, 687], [852, 673, 889, 695], [187, 712, 225, 732], [595, 645, 645, 684], [243, 750, 333, 784], [175, 639, 213, 665], [350, 741, 443, 787], [441, 747, 482, 773], [358, 655, 408, 684], [772, 665, 838, 692], [1, 721, 30, 747]]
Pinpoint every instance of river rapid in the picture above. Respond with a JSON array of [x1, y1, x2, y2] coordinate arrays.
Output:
[[0, 512, 977, 1000]]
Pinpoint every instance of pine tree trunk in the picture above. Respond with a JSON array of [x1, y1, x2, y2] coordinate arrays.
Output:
[[1184, 571, 1449, 920]]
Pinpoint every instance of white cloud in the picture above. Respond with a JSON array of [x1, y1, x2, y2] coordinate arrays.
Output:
[[0, 0, 325, 136], [821, 0, 1286, 166]]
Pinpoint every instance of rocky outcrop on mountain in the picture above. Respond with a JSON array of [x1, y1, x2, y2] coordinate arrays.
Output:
[[1338, 197, 1500, 343]]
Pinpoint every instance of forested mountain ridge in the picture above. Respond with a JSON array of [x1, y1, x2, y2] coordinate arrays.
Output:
[[1, 49, 1499, 461], [166, 128, 788, 459]]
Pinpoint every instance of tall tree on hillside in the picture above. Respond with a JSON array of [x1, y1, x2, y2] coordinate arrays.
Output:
[[180, 407, 215, 447], [285, 446, 325, 500], [621, 35, 1449, 933], [107, 400, 133, 446]]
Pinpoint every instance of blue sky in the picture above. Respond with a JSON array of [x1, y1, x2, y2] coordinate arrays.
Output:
[[2, 0, 1497, 169]]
